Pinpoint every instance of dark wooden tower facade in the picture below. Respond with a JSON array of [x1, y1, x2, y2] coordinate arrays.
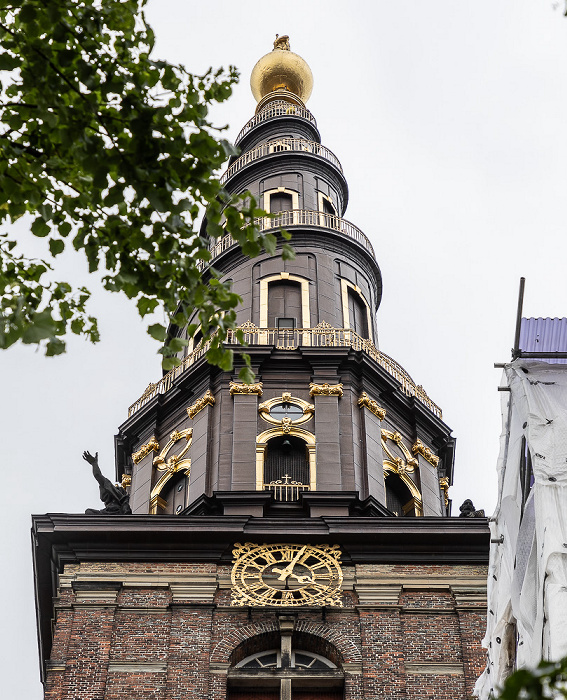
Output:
[[33, 38, 489, 700]]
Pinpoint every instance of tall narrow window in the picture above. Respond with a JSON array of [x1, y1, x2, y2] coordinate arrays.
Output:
[[268, 280, 302, 329], [347, 288, 369, 338], [264, 436, 310, 501]]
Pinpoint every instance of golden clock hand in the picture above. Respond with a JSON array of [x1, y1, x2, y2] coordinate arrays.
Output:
[[272, 546, 307, 581], [287, 572, 313, 584]]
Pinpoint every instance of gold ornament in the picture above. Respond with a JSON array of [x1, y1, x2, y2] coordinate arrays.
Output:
[[229, 381, 263, 396], [412, 439, 440, 467], [120, 474, 132, 488], [187, 390, 215, 419], [132, 436, 160, 464], [439, 477, 450, 507], [309, 382, 343, 397], [357, 392, 386, 421], [250, 37, 313, 105], [231, 542, 343, 607]]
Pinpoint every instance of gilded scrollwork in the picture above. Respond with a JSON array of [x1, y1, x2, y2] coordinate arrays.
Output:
[[132, 436, 160, 464], [412, 438, 440, 467], [381, 429, 416, 473], [357, 392, 386, 421], [309, 382, 343, 397], [281, 417, 292, 433], [120, 474, 132, 489], [187, 390, 215, 419], [229, 381, 263, 396], [237, 320, 260, 332]]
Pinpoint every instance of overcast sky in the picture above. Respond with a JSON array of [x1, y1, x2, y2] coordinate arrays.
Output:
[[3, 2, 567, 696]]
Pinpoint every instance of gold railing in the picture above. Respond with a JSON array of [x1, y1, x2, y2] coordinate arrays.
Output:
[[220, 138, 342, 184], [265, 477, 310, 502], [199, 209, 375, 269], [235, 101, 317, 145], [127, 326, 442, 419]]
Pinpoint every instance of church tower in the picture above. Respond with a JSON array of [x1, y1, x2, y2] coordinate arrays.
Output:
[[33, 38, 489, 700]]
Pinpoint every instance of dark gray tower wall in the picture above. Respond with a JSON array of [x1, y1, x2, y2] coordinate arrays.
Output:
[[117, 54, 452, 522]]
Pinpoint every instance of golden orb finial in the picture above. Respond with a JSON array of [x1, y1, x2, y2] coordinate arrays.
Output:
[[250, 36, 313, 108]]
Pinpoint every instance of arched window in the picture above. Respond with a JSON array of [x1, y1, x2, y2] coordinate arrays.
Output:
[[264, 435, 310, 500], [268, 279, 302, 330], [347, 287, 368, 338], [270, 191, 293, 212], [340, 279, 373, 341], [227, 635, 344, 700], [158, 472, 190, 515], [385, 473, 416, 517]]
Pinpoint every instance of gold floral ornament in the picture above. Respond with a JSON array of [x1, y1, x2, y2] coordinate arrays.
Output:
[[309, 382, 343, 397], [231, 542, 343, 607], [187, 390, 215, 419], [229, 382, 263, 396], [412, 438, 440, 467], [132, 436, 160, 464], [121, 474, 132, 488], [357, 392, 386, 421], [381, 429, 418, 473]]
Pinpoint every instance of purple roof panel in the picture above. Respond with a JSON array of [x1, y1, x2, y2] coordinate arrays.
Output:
[[519, 317, 567, 362]]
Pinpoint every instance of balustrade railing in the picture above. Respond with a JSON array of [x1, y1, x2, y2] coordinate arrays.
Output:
[[265, 478, 310, 502], [220, 138, 342, 184], [198, 210, 375, 270], [235, 101, 317, 145], [128, 325, 442, 419]]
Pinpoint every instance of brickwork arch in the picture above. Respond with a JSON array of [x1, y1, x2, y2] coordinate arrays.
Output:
[[210, 619, 362, 664]]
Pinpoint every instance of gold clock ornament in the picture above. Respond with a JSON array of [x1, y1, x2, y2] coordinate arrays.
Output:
[[231, 542, 343, 607]]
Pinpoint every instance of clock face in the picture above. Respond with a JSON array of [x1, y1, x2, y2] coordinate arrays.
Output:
[[231, 542, 343, 607]]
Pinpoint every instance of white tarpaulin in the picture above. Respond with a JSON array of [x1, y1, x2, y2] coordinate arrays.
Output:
[[475, 359, 567, 698]]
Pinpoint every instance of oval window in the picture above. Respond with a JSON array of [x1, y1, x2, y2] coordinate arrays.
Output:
[[269, 402, 303, 420]]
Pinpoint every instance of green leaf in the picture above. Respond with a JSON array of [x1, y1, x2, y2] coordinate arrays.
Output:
[[49, 239, 65, 256], [0, 53, 21, 71], [147, 323, 167, 341], [137, 297, 159, 317], [31, 218, 51, 238]]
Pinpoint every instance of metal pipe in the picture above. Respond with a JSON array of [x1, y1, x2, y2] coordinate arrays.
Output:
[[512, 277, 525, 359]]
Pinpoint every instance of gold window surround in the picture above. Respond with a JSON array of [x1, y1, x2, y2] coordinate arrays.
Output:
[[255, 425, 316, 492], [259, 272, 311, 332], [381, 429, 423, 516], [340, 278, 374, 343], [149, 429, 192, 514], [258, 392, 314, 426]]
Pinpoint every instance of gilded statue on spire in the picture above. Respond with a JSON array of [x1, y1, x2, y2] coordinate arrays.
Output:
[[273, 34, 290, 51]]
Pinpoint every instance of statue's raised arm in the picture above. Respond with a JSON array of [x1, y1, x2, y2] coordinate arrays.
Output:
[[82, 450, 132, 515]]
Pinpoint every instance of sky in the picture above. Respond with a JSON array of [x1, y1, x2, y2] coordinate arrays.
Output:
[[2, 1, 567, 696]]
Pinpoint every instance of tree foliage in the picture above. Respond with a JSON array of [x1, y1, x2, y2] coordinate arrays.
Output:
[[495, 657, 567, 699], [0, 0, 292, 377]]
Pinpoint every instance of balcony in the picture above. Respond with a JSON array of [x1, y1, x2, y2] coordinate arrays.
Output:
[[234, 100, 317, 145], [265, 476, 310, 502], [127, 324, 442, 420], [220, 138, 342, 185], [202, 209, 376, 266]]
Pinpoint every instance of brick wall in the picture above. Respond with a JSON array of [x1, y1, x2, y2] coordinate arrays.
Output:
[[44, 562, 486, 700]]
